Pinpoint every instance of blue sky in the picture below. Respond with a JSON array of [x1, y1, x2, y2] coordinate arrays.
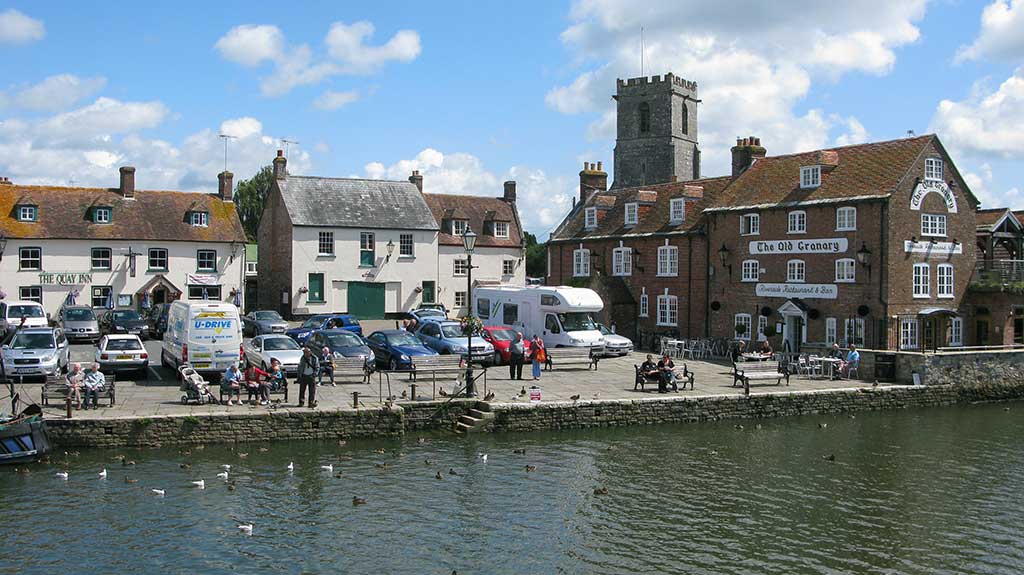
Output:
[[1, 1, 1023, 238]]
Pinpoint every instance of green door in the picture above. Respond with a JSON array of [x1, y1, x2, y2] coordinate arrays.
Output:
[[347, 282, 385, 319], [421, 281, 435, 304]]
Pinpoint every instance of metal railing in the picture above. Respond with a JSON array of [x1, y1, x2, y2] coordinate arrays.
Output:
[[974, 259, 1024, 284]]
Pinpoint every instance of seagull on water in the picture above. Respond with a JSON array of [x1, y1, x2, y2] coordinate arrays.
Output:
[[321, 464, 334, 473], [217, 472, 229, 480], [222, 464, 231, 470], [477, 453, 488, 462], [287, 462, 294, 471], [238, 524, 253, 535], [55, 471, 69, 480], [192, 479, 206, 489], [152, 489, 165, 496], [98, 469, 107, 479]]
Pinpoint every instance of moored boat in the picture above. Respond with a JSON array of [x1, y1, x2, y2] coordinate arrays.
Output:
[[0, 405, 51, 465]]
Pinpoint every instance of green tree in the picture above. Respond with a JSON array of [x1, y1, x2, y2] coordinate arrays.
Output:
[[523, 231, 546, 278], [233, 165, 274, 242]]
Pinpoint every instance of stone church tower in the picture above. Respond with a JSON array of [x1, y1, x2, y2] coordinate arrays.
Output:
[[612, 73, 699, 189]]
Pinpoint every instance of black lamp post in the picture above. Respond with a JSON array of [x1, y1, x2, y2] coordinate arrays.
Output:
[[856, 243, 872, 267], [462, 226, 478, 397], [386, 240, 395, 262]]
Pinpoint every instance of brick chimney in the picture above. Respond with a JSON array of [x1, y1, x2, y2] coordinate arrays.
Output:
[[730, 136, 766, 178], [0, 177, 12, 185], [119, 166, 136, 198], [272, 150, 287, 180], [503, 180, 516, 203], [409, 170, 423, 192], [218, 171, 234, 202], [579, 161, 607, 205]]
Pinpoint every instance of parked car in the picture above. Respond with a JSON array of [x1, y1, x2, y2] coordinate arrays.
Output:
[[406, 308, 447, 324], [480, 325, 531, 365], [59, 305, 100, 343], [95, 334, 148, 377], [302, 329, 375, 368], [596, 323, 633, 357], [144, 303, 171, 340], [365, 329, 438, 371], [286, 314, 363, 343], [241, 310, 289, 337], [415, 303, 448, 315], [0, 300, 49, 333], [242, 334, 303, 376], [413, 319, 495, 365], [1, 327, 70, 378], [99, 309, 149, 339]]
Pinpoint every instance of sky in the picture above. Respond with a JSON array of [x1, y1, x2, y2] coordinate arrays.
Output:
[[1, 1, 1023, 239]]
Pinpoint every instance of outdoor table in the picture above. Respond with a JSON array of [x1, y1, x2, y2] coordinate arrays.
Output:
[[741, 353, 771, 361], [817, 357, 842, 379]]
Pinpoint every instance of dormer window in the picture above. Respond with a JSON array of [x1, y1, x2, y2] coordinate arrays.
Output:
[[494, 221, 509, 238], [190, 211, 209, 227], [624, 202, 639, 226], [17, 205, 37, 222], [800, 166, 821, 189], [669, 198, 686, 224], [93, 207, 111, 224], [925, 157, 943, 181], [584, 207, 598, 230], [451, 219, 469, 236]]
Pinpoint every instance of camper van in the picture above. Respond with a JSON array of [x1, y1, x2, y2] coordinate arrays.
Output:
[[160, 301, 242, 376], [473, 286, 605, 350]]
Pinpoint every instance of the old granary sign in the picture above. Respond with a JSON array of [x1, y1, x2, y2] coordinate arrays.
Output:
[[910, 179, 957, 213], [755, 283, 838, 299], [749, 238, 848, 255]]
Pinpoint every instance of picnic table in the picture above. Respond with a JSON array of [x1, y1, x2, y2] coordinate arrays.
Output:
[[740, 352, 772, 361]]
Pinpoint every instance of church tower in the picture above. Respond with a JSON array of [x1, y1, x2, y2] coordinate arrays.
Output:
[[612, 73, 699, 188]]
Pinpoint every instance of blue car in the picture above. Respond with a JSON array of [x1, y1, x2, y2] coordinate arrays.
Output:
[[286, 314, 363, 343], [365, 329, 438, 371], [302, 329, 375, 367]]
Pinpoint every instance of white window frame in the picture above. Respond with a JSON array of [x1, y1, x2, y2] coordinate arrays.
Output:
[[657, 245, 678, 277], [454, 291, 467, 308], [900, 318, 919, 350], [740, 213, 760, 236], [573, 247, 590, 277], [825, 317, 837, 345], [93, 207, 111, 224], [318, 231, 335, 256], [453, 258, 469, 276], [19, 247, 41, 271], [735, 313, 752, 340], [656, 293, 678, 327], [190, 211, 208, 227], [612, 246, 632, 277], [399, 233, 414, 257], [913, 263, 930, 298], [925, 157, 943, 182], [18, 205, 36, 222], [800, 165, 821, 189], [20, 286, 42, 304], [494, 221, 509, 238], [937, 264, 954, 298], [624, 202, 639, 226], [921, 213, 947, 237], [502, 260, 515, 276], [669, 198, 686, 224], [948, 317, 963, 347], [836, 206, 857, 231], [245, 261, 257, 275], [844, 318, 865, 346], [835, 258, 856, 283], [451, 219, 469, 236], [639, 291, 649, 318], [741, 260, 759, 282], [787, 259, 806, 283], [584, 207, 598, 230], [787, 210, 806, 234]]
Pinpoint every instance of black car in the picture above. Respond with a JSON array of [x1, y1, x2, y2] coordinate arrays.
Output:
[[99, 308, 149, 339], [144, 303, 171, 339]]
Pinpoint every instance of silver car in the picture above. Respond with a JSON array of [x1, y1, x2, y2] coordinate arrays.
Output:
[[59, 305, 100, 342], [596, 323, 633, 357], [242, 334, 303, 376], [1, 327, 70, 378], [242, 310, 289, 337]]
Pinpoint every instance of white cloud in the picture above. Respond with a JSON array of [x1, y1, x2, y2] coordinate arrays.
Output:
[[833, 116, 870, 146], [219, 117, 263, 139], [313, 89, 360, 110], [956, 0, 1024, 63], [1, 74, 107, 112], [963, 162, 1024, 209], [0, 9, 44, 44], [34, 97, 169, 148], [214, 24, 285, 67], [930, 68, 1024, 160], [325, 21, 421, 73]]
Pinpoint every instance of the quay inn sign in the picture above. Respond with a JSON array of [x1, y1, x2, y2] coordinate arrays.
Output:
[[910, 179, 957, 213], [38, 272, 93, 285], [749, 238, 848, 255], [755, 283, 838, 299]]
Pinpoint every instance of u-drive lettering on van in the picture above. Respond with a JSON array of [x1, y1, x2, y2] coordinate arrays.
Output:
[[194, 320, 233, 334]]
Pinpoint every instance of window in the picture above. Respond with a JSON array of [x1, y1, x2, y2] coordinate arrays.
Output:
[[452, 220, 469, 236], [188, 285, 222, 300], [836, 206, 857, 231], [921, 214, 947, 237], [197, 250, 217, 272], [639, 292, 649, 317], [638, 102, 650, 133], [359, 232, 375, 266], [844, 318, 865, 346], [398, 233, 414, 257], [681, 102, 689, 134], [318, 231, 335, 256], [913, 263, 930, 298], [454, 258, 469, 276], [735, 313, 752, 340], [787, 211, 806, 234], [925, 157, 943, 181], [741, 260, 759, 282], [503, 260, 515, 276], [757, 316, 768, 341], [190, 211, 208, 227], [91, 248, 112, 270], [657, 245, 678, 277], [612, 246, 632, 276], [454, 291, 467, 308], [93, 207, 111, 224], [573, 248, 590, 277], [669, 198, 686, 224], [17, 205, 37, 222], [835, 258, 856, 283], [540, 294, 561, 306], [477, 298, 491, 319], [624, 202, 639, 226], [148, 248, 168, 271], [584, 207, 598, 229], [246, 261, 257, 275], [937, 264, 954, 298], [18, 247, 41, 271], [800, 166, 821, 189], [92, 286, 112, 308], [900, 318, 919, 349], [657, 294, 678, 326], [740, 213, 760, 235], [787, 259, 806, 283], [948, 317, 963, 346], [19, 286, 41, 304], [494, 222, 509, 238], [825, 317, 837, 345]]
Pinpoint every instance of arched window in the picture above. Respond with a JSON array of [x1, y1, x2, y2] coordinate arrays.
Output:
[[681, 101, 688, 134], [639, 102, 650, 134]]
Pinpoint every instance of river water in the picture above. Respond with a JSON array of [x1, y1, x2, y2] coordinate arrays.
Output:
[[3, 403, 1024, 575]]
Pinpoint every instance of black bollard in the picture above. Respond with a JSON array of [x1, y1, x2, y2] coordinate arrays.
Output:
[[352, 391, 359, 408]]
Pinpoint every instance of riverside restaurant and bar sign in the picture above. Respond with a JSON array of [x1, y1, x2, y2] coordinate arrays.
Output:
[[755, 283, 839, 299]]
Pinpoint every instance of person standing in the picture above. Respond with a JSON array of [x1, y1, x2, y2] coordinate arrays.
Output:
[[297, 347, 319, 408], [508, 332, 525, 380], [530, 335, 546, 381], [83, 363, 105, 410]]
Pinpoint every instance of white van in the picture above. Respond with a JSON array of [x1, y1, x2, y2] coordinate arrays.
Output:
[[474, 285, 605, 350], [0, 300, 49, 332], [160, 301, 242, 376]]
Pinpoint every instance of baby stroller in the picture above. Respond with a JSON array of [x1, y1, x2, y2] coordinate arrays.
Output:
[[178, 364, 215, 405]]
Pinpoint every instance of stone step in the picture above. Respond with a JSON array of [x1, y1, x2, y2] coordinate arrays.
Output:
[[474, 402, 493, 413], [468, 408, 493, 419], [458, 414, 480, 427], [454, 422, 472, 434]]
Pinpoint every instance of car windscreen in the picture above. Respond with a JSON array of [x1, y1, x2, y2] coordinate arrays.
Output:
[[9, 305, 44, 318], [488, 328, 518, 341], [416, 309, 446, 319], [388, 333, 422, 347], [113, 310, 141, 322], [65, 308, 95, 321], [301, 317, 324, 328], [254, 311, 283, 321], [105, 339, 143, 351], [10, 333, 55, 349], [326, 332, 363, 348], [440, 324, 465, 338], [597, 324, 610, 335], [264, 338, 300, 351], [558, 312, 597, 332]]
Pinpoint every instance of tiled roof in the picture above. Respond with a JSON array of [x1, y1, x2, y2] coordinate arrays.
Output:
[[976, 208, 1022, 231], [549, 177, 731, 242], [422, 193, 523, 248], [0, 184, 245, 242], [277, 176, 438, 231]]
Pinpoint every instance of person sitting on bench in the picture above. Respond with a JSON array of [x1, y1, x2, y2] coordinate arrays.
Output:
[[640, 354, 659, 381], [657, 354, 679, 393], [244, 363, 271, 405]]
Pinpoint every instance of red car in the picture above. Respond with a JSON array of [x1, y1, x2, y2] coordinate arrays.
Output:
[[480, 325, 531, 365]]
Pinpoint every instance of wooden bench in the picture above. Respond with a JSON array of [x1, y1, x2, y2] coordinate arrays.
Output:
[[634, 364, 695, 391], [544, 347, 599, 371], [733, 361, 789, 395], [42, 374, 116, 407], [330, 357, 373, 384], [411, 354, 466, 376]]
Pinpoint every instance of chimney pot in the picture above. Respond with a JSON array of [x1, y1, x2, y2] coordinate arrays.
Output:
[[273, 151, 288, 180], [277, 149, 283, 157], [731, 136, 766, 178], [218, 171, 234, 202], [503, 180, 517, 203], [596, 161, 603, 171], [409, 170, 424, 192], [119, 166, 136, 198]]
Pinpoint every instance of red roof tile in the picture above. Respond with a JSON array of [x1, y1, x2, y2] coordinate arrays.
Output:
[[422, 193, 523, 248]]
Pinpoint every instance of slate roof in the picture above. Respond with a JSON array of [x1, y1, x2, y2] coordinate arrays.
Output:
[[422, 193, 523, 248], [0, 184, 245, 242], [277, 176, 438, 231]]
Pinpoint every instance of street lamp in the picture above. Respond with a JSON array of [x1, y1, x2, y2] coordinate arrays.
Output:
[[856, 242, 872, 267], [717, 243, 731, 278], [0, 232, 7, 261], [385, 240, 395, 262], [462, 225, 477, 397]]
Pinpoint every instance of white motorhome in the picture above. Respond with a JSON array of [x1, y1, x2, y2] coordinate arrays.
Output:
[[473, 286, 605, 350], [160, 301, 242, 376]]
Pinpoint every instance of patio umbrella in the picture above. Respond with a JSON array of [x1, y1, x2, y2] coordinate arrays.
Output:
[[105, 291, 114, 309], [65, 289, 77, 306], [141, 291, 151, 310], [232, 289, 241, 307]]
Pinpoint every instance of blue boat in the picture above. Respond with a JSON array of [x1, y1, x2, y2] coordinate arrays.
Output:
[[0, 406, 51, 465]]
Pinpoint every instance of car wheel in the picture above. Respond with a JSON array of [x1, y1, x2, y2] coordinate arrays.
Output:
[[389, 358, 398, 371], [181, 395, 188, 405]]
